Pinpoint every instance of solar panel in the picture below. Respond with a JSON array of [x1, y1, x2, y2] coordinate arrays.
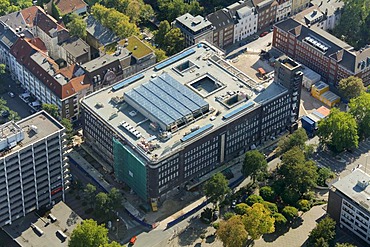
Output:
[[159, 73, 208, 109], [124, 90, 174, 126], [153, 77, 199, 112], [112, 73, 144, 91], [181, 124, 213, 142], [134, 85, 184, 121], [144, 79, 192, 116], [154, 49, 196, 71], [222, 101, 255, 120]]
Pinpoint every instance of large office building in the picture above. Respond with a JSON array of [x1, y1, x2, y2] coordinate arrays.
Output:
[[273, 18, 370, 87], [0, 111, 67, 227], [328, 169, 370, 244], [81, 42, 302, 202]]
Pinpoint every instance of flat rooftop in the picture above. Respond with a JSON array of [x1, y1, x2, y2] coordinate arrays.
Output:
[[120, 36, 153, 59], [1, 111, 64, 157], [333, 169, 370, 212], [176, 13, 213, 33], [3, 202, 82, 247], [82, 42, 288, 162]]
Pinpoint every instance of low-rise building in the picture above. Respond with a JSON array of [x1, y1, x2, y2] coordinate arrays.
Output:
[[0, 111, 67, 227], [273, 18, 370, 87], [175, 13, 214, 48], [60, 36, 91, 66], [310, 0, 343, 30], [328, 169, 370, 244], [227, 0, 258, 43], [276, 0, 292, 22], [253, 0, 278, 30], [48, 0, 88, 16]]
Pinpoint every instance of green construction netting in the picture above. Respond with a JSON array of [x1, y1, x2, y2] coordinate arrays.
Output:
[[113, 138, 147, 200]]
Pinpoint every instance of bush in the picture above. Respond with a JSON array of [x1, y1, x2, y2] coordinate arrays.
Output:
[[201, 208, 213, 221], [246, 194, 264, 206], [282, 206, 298, 222], [281, 189, 300, 206], [273, 213, 287, 228], [235, 203, 249, 215], [262, 201, 278, 214], [212, 222, 220, 229], [297, 199, 311, 212], [223, 212, 235, 220], [260, 186, 275, 201], [317, 167, 335, 187]]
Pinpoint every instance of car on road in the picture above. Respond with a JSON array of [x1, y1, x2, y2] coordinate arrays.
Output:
[[8, 92, 15, 98], [260, 31, 269, 37], [129, 236, 137, 245], [231, 200, 236, 209]]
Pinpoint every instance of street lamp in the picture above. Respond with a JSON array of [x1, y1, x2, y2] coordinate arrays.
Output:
[[116, 218, 119, 237]]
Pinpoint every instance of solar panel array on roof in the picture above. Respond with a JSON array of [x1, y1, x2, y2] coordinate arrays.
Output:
[[159, 73, 208, 109], [181, 124, 213, 142], [124, 73, 209, 130], [223, 101, 255, 120], [112, 73, 144, 91], [154, 49, 196, 70]]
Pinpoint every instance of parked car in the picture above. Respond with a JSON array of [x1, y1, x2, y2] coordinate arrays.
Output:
[[260, 31, 269, 37], [8, 92, 15, 98], [129, 236, 137, 245], [231, 200, 237, 209]]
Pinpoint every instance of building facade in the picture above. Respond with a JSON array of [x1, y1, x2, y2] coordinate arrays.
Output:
[[253, 0, 278, 30], [291, 0, 310, 14], [273, 18, 370, 87], [328, 169, 370, 244], [207, 9, 235, 49], [276, 0, 292, 22], [80, 42, 302, 202], [0, 111, 67, 227], [175, 13, 214, 48]]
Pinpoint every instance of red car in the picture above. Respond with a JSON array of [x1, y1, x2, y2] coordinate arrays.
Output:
[[130, 236, 137, 245], [259, 31, 269, 37]]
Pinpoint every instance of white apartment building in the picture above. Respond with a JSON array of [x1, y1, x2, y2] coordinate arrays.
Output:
[[276, 0, 292, 22]]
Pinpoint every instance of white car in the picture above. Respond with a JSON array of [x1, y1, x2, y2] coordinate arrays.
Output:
[[8, 92, 15, 98]]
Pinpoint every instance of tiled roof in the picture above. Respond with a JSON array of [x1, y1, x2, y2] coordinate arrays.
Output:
[[206, 9, 233, 30], [0, 21, 18, 50], [85, 15, 119, 46], [54, 0, 87, 16]]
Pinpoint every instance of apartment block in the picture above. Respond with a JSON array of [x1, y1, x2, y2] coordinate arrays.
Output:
[[80, 42, 302, 202], [207, 9, 235, 49], [253, 0, 278, 30], [0, 111, 67, 227], [328, 169, 370, 244]]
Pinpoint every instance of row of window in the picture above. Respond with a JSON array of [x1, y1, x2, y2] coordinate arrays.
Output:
[[185, 151, 218, 170]]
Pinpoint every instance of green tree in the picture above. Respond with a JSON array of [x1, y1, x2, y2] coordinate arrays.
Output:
[[102, 0, 154, 24], [60, 118, 74, 144], [69, 219, 109, 247], [259, 186, 275, 201], [335, 243, 356, 247], [108, 188, 123, 210], [203, 172, 230, 206], [278, 147, 318, 195], [272, 213, 287, 228], [338, 76, 365, 100], [42, 103, 59, 119], [297, 199, 311, 212], [242, 203, 275, 240], [245, 194, 264, 206], [280, 188, 301, 206], [0, 63, 5, 75], [95, 192, 110, 217], [102, 242, 123, 247], [317, 167, 335, 187], [216, 215, 248, 247], [67, 14, 87, 38], [223, 212, 235, 220], [349, 92, 370, 138], [242, 150, 268, 183], [308, 216, 336, 247], [234, 203, 249, 215], [317, 108, 359, 152], [163, 28, 185, 56], [281, 206, 298, 223], [262, 201, 278, 214], [277, 128, 308, 154], [154, 20, 171, 48], [84, 183, 96, 206], [157, 0, 203, 22], [0, 0, 10, 16]]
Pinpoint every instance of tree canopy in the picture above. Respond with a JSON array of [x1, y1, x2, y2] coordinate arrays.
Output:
[[308, 216, 336, 247], [60, 118, 74, 144], [281, 206, 298, 222], [0, 0, 32, 16], [203, 172, 230, 205], [42, 103, 59, 119], [242, 203, 275, 240], [157, 0, 203, 22], [278, 147, 318, 195], [67, 14, 87, 39], [217, 215, 248, 247], [154, 20, 185, 56], [68, 219, 109, 247], [317, 108, 358, 152], [277, 128, 308, 154], [338, 76, 365, 100], [91, 4, 139, 39], [349, 92, 370, 138], [242, 150, 268, 183]]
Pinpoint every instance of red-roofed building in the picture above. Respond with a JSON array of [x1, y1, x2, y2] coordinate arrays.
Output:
[[48, 0, 88, 16], [10, 37, 92, 121]]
